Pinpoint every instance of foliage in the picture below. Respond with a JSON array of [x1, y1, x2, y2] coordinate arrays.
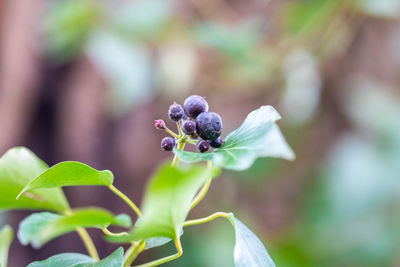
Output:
[[0, 104, 292, 266], [27, 247, 124, 267]]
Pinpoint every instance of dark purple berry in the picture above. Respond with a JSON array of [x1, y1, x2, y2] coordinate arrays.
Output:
[[183, 95, 209, 119], [154, 119, 166, 130], [161, 137, 175, 151], [195, 112, 223, 140], [168, 102, 184, 121], [182, 121, 196, 135], [208, 137, 224, 148], [196, 140, 210, 153]]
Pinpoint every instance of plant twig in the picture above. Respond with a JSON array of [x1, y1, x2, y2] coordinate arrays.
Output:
[[176, 121, 183, 136], [185, 138, 198, 145], [102, 228, 129, 237], [190, 160, 213, 210], [133, 237, 183, 267], [165, 127, 179, 139], [171, 142, 185, 167], [183, 212, 229, 227], [76, 227, 100, 261], [64, 209, 99, 261], [108, 185, 142, 217], [123, 240, 145, 267]]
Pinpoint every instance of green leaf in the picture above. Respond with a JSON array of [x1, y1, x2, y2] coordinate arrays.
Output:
[[18, 208, 131, 248], [27, 253, 95, 267], [143, 229, 184, 250], [144, 236, 173, 250], [174, 106, 295, 171], [134, 163, 211, 240], [107, 163, 211, 243], [0, 147, 68, 212], [88, 247, 124, 267], [27, 247, 124, 267], [227, 214, 276, 267], [18, 161, 114, 199], [0, 225, 14, 267]]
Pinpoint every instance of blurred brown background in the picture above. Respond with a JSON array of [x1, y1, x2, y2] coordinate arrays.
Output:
[[1, 0, 400, 266]]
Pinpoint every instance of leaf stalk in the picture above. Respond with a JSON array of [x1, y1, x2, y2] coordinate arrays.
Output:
[[108, 184, 142, 218]]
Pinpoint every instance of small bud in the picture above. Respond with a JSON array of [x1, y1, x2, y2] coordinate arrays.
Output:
[[154, 119, 166, 130]]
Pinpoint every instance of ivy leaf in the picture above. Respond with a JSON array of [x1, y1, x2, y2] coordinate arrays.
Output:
[[227, 214, 276, 267], [18, 161, 114, 199], [143, 229, 184, 250], [144, 236, 173, 250], [0, 147, 68, 212], [0, 225, 14, 267], [88, 247, 124, 267], [18, 209, 131, 248], [106, 163, 211, 243], [27, 253, 95, 267], [174, 106, 295, 171], [27, 247, 124, 267]]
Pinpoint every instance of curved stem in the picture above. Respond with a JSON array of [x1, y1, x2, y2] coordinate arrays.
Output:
[[76, 227, 100, 261], [190, 160, 213, 210], [63, 209, 99, 261], [133, 237, 183, 267], [183, 212, 229, 227], [108, 184, 142, 217], [124, 240, 145, 267], [102, 228, 129, 237]]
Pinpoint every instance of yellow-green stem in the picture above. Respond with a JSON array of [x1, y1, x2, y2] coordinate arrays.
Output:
[[63, 209, 99, 261], [183, 212, 229, 227], [109, 184, 142, 217], [165, 127, 179, 139], [76, 227, 100, 261], [176, 121, 183, 136], [190, 160, 213, 210], [185, 139, 198, 145], [124, 240, 145, 267], [171, 142, 185, 167], [133, 237, 182, 267], [102, 228, 129, 237]]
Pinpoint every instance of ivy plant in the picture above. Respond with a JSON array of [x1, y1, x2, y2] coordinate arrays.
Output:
[[0, 95, 294, 267]]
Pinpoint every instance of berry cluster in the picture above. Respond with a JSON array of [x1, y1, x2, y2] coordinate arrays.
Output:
[[155, 95, 224, 153]]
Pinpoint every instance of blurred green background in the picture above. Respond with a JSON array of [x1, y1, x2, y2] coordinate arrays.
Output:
[[1, 0, 400, 266]]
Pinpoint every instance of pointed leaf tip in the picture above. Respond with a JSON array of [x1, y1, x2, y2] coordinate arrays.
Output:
[[227, 214, 276, 267], [19, 161, 114, 197]]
